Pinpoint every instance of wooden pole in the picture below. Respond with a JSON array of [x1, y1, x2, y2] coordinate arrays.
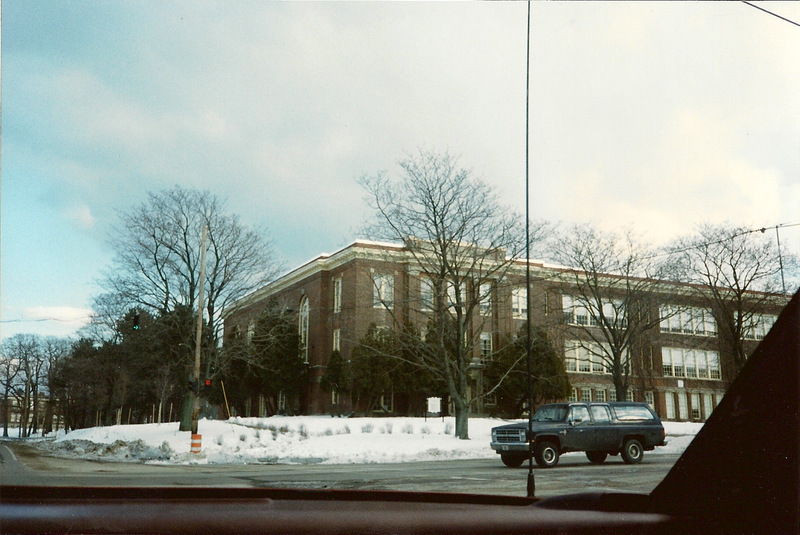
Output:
[[192, 226, 208, 436], [221, 380, 232, 419]]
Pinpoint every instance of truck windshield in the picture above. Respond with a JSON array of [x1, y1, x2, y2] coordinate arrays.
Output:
[[532, 406, 568, 422]]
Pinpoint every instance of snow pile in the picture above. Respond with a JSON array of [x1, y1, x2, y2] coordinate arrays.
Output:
[[40, 417, 702, 465]]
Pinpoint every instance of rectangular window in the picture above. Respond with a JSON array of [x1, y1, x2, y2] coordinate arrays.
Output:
[[609, 390, 617, 402], [564, 341, 577, 372], [333, 277, 342, 313], [373, 273, 394, 309], [662, 348, 673, 377], [697, 350, 709, 378], [708, 351, 721, 380], [380, 390, 394, 413], [678, 392, 688, 420], [645, 391, 655, 410], [480, 332, 492, 363], [660, 305, 671, 332], [446, 281, 466, 311], [333, 329, 340, 353], [626, 390, 635, 402], [594, 389, 607, 403], [691, 393, 701, 420], [673, 348, 684, 377], [512, 287, 527, 319], [578, 346, 591, 373], [479, 283, 492, 315], [703, 393, 713, 420], [665, 392, 675, 419], [568, 388, 578, 402], [581, 388, 592, 402], [685, 350, 696, 378], [420, 277, 433, 311], [591, 351, 605, 374], [703, 310, 717, 336]]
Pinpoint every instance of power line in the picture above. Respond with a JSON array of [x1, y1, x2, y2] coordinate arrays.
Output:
[[638, 222, 800, 261], [1, 316, 94, 324], [741, 1, 800, 28]]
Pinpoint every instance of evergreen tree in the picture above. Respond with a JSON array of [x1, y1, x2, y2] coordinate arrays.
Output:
[[484, 324, 570, 418]]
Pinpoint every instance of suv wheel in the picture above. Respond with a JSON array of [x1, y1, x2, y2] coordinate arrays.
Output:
[[621, 438, 643, 464], [534, 441, 560, 468], [500, 454, 526, 468], [586, 451, 608, 464]]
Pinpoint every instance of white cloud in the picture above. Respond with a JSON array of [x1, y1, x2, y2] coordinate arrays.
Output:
[[65, 204, 96, 229]]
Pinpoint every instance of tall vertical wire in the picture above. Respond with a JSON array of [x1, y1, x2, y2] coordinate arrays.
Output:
[[525, 0, 536, 499]]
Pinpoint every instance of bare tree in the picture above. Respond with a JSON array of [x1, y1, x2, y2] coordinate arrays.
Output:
[[41, 337, 71, 434], [665, 223, 792, 373], [0, 351, 20, 437], [2, 335, 48, 437], [96, 186, 281, 430], [100, 186, 280, 343], [360, 149, 540, 439], [550, 224, 667, 401]]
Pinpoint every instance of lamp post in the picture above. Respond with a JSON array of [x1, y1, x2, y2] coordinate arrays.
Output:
[[524, 0, 536, 498]]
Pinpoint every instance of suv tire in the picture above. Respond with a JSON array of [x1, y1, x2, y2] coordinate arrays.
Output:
[[621, 438, 643, 464], [534, 441, 560, 468], [500, 454, 526, 468], [586, 451, 608, 464]]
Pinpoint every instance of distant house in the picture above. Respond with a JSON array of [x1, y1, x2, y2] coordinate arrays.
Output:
[[223, 240, 784, 421]]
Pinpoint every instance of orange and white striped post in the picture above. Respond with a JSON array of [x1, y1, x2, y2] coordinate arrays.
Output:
[[190, 434, 202, 454]]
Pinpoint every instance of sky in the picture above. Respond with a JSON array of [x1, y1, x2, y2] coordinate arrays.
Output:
[[2, 1, 799, 341]]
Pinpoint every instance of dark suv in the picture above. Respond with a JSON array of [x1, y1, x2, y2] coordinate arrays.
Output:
[[490, 402, 666, 468]]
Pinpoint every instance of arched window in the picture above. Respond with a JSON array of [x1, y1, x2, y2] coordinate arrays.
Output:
[[299, 297, 309, 363]]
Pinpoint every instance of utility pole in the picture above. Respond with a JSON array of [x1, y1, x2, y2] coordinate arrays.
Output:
[[191, 226, 208, 436]]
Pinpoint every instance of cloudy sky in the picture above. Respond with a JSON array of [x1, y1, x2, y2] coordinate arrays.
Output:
[[2, 1, 799, 340]]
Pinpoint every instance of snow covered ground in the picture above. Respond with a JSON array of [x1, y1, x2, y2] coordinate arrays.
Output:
[[28, 417, 703, 465]]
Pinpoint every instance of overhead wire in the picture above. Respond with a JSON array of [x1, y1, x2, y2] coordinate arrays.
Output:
[[741, 1, 800, 28]]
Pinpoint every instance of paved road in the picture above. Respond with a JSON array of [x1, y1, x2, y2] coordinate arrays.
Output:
[[1, 440, 679, 498]]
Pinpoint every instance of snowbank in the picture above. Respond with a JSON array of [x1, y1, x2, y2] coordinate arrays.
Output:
[[37, 417, 702, 465]]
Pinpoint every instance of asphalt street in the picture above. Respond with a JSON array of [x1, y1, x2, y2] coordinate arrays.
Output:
[[1, 440, 679, 498]]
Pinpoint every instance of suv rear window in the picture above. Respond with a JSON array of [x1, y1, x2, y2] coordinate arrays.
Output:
[[613, 406, 655, 420]]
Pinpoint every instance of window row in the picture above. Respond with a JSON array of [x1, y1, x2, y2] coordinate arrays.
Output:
[[743, 314, 777, 340], [567, 387, 648, 406], [660, 305, 716, 337], [663, 390, 722, 421], [562, 295, 626, 328], [662, 347, 721, 380], [563, 340, 629, 375], [420, 278, 493, 315]]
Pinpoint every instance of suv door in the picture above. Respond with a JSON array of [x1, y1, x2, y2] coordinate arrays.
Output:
[[562, 405, 595, 451], [589, 404, 618, 450]]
